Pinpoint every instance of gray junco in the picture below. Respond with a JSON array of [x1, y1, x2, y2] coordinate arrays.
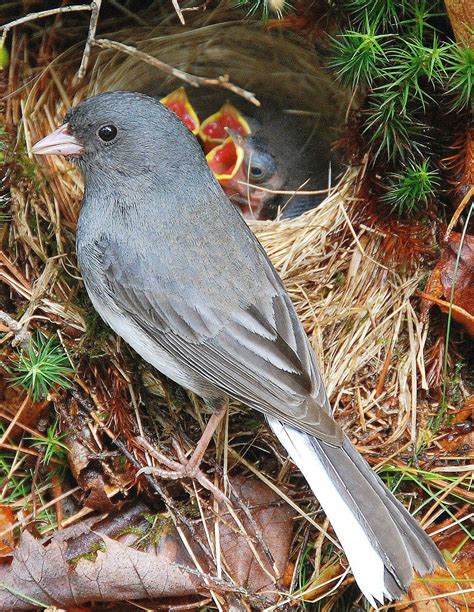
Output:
[[32, 91, 443, 605]]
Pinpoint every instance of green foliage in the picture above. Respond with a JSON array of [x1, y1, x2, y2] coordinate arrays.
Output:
[[401, 0, 446, 38], [0, 43, 9, 70], [380, 464, 473, 525], [345, 0, 409, 31], [0, 459, 31, 504], [380, 36, 450, 110], [329, 1, 471, 216], [329, 17, 389, 87], [381, 159, 440, 214], [363, 93, 429, 161], [10, 332, 74, 401], [445, 45, 474, 110], [29, 421, 69, 465]]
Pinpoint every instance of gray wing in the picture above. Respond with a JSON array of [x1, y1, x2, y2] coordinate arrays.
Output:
[[99, 235, 343, 446]]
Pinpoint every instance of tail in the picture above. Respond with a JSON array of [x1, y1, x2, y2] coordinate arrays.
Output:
[[268, 418, 445, 605]]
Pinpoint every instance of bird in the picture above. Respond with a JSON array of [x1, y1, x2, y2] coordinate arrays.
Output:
[[201, 99, 336, 221], [151, 84, 336, 220], [222, 125, 329, 220], [32, 91, 444, 605]]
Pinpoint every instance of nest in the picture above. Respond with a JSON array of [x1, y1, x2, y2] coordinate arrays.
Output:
[[1, 3, 471, 610]]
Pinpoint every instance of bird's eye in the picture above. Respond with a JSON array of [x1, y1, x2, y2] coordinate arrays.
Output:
[[97, 124, 118, 142], [250, 165, 263, 178]]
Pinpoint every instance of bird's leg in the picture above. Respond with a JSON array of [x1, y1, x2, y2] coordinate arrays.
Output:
[[185, 398, 227, 473], [135, 398, 228, 500]]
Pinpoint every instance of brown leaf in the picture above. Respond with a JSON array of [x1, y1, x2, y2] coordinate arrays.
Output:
[[218, 475, 296, 594], [302, 560, 345, 601], [57, 397, 125, 511], [0, 383, 49, 439], [0, 475, 295, 609], [0, 530, 208, 610], [421, 232, 474, 335], [437, 395, 473, 453], [0, 506, 15, 557]]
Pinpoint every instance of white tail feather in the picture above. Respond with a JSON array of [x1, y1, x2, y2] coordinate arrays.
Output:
[[268, 417, 390, 606]]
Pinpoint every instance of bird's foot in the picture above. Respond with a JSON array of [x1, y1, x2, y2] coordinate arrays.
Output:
[[136, 436, 228, 502]]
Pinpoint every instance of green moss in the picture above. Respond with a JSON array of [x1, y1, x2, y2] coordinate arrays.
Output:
[[10, 332, 74, 401], [328, 1, 471, 217], [0, 44, 9, 70], [69, 540, 106, 566], [138, 513, 175, 548]]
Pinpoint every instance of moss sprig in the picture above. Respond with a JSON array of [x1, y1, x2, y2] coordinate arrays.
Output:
[[329, 0, 472, 216], [10, 332, 74, 401]]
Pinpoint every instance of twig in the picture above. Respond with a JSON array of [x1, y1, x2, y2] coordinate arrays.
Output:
[[75, 0, 103, 82], [0, 310, 31, 347], [92, 38, 260, 107], [171, 0, 185, 25], [181, 0, 213, 14], [445, 186, 474, 240], [0, 4, 92, 48], [17, 257, 60, 331], [235, 181, 331, 196]]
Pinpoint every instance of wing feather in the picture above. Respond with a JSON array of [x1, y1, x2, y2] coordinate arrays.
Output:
[[99, 237, 343, 445]]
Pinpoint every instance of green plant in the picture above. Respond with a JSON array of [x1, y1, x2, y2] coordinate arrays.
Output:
[[0, 194, 9, 224], [329, 1, 472, 216], [381, 159, 440, 214], [10, 332, 74, 401], [29, 421, 69, 465], [236, 0, 290, 19], [329, 17, 389, 87], [445, 45, 474, 110]]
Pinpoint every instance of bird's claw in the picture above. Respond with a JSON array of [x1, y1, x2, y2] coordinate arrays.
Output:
[[135, 436, 228, 502]]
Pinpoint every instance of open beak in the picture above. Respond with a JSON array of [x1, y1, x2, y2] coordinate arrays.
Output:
[[160, 87, 200, 135], [206, 136, 245, 181], [32, 123, 84, 156], [200, 102, 251, 153]]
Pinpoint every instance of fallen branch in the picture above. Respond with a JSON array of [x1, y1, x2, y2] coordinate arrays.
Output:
[[92, 38, 260, 107], [171, 0, 185, 25], [0, 4, 92, 48], [0, 310, 31, 347], [75, 0, 103, 82]]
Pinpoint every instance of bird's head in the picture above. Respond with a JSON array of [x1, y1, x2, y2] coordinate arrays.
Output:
[[32, 91, 207, 185]]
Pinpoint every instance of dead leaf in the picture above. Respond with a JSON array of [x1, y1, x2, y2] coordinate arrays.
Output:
[[218, 475, 296, 594], [56, 397, 127, 511], [302, 559, 345, 601], [0, 475, 295, 609], [437, 395, 473, 453], [421, 232, 474, 335], [0, 530, 209, 610], [0, 382, 49, 439], [0, 506, 15, 557]]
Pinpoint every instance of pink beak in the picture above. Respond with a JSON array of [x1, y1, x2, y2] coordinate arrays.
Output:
[[32, 123, 84, 156]]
